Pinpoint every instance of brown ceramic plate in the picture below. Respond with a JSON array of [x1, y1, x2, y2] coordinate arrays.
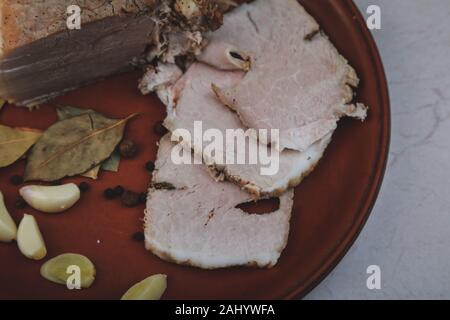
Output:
[[0, 0, 389, 299]]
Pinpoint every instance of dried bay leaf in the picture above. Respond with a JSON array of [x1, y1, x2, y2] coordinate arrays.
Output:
[[81, 166, 101, 180], [57, 106, 101, 179], [57, 106, 121, 173], [56, 105, 95, 120], [101, 149, 121, 172], [0, 125, 42, 168], [24, 113, 136, 182]]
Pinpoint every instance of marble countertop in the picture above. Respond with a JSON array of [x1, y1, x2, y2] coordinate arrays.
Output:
[[307, 0, 450, 299]]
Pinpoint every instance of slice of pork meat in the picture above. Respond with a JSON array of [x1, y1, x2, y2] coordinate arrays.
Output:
[[145, 135, 294, 269], [138, 63, 183, 95], [145, 62, 331, 197], [0, 0, 227, 107], [197, 42, 251, 71], [199, 0, 367, 152]]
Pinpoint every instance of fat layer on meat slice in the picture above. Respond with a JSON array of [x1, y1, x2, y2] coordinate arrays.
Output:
[[199, 0, 367, 152], [156, 62, 331, 197], [144, 135, 294, 269]]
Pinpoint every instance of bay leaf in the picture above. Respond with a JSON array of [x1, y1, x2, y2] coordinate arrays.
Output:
[[24, 113, 136, 182], [57, 105, 121, 173], [0, 125, 42, 168], [56, 105, 95, 120], [57, 106, 101, 179], [101, 149, 120, 172], [81, 165, 101, 179]]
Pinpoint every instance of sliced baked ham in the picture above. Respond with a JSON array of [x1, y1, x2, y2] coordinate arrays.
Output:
[[145, 62, 331, 197], [145, 135, 294, 269], [199, 0, 367, 152]]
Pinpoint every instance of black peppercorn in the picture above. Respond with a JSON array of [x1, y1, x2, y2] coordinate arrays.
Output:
[[15, 197, 27, 209], [119, 140, 138, 158], [104, 188, 116, 200], [10, 175, 23, 186], [121, 190, 140, 207], [113, 185, 125, 196], [139, 192, 147, 204], [153, 121, 168, 136], [132, 231, 145, 242], [145, 161, 155, 172], [79, 182, 90, 193]]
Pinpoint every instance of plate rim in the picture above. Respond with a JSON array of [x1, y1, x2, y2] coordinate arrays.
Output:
[[284, 0, 391, 299], [0, 0, 391, 300]]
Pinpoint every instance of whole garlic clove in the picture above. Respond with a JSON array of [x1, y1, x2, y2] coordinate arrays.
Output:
[[0, 191, 17, 242], [40, 253, 96, 289], [17, 214, 47, 260], [121, 274, 167, 300], [19, 183, 80, 213]]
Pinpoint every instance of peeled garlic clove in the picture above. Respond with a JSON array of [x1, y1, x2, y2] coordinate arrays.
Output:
[[40, 253, 96, 289], [121, 274, 167, 300], [0, 191, 17, 242], [19, 183, 80, 213], [17, 214, 47, 260]]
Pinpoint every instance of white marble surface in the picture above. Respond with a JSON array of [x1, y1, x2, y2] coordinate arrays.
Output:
[[306, 0, 450, 299]]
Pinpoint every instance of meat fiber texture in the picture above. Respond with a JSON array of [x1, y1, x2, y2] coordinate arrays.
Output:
[[200, 0, 368, 152], [145, 135, 294, 269], [150, 62, 331, 197]]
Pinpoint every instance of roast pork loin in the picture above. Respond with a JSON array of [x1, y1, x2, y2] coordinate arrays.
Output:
[[142, 62, 331, 197], [145, 135, 294, 269], [200, 0, 367, 152], [0, 0, 226, 106]]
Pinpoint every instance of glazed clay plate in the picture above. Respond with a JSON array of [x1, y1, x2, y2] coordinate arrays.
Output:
[[0, 0, 389, 299]]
